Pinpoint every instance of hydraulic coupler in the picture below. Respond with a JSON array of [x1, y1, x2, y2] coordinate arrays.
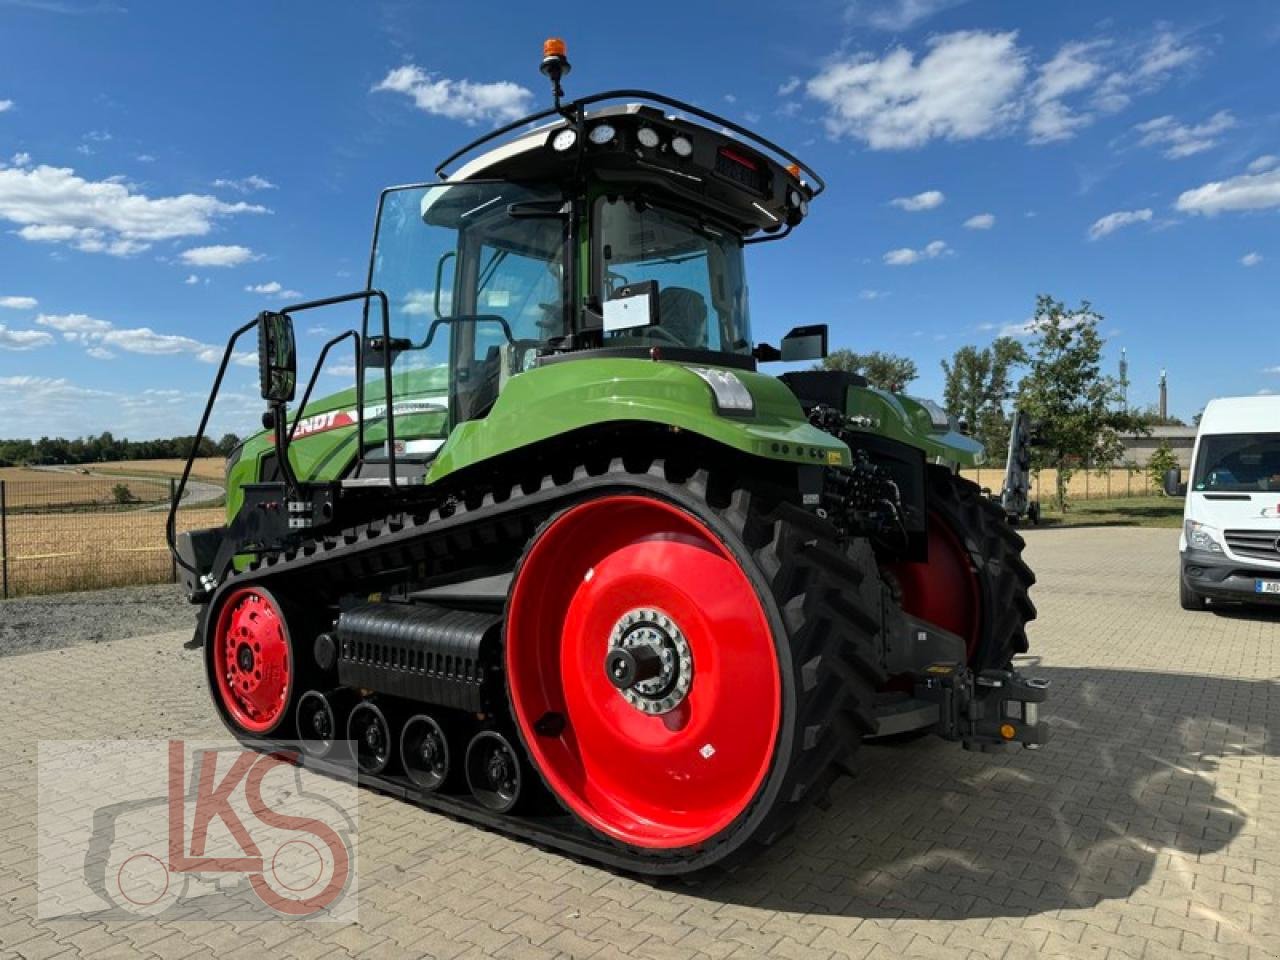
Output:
[[915, 663, 1051, 752]]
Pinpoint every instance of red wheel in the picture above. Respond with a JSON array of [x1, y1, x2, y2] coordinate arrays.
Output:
[[889, 511, 981, 660], [211, 587, 293, 734], [506, 495, 781, 850]]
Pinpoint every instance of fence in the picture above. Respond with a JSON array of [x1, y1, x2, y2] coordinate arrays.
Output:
[[960, 464, 1163, 503], [0, 471, 223, 598]]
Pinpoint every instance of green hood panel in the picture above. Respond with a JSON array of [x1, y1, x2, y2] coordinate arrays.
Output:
[[226, 358, 849, 522], [845, 385, 985, 468], [427, 359, 849, 481]]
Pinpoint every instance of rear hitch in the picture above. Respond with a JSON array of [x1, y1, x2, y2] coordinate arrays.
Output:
[[915, 663, 1051, 752]]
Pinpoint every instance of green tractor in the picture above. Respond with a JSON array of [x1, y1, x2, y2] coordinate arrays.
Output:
[[170, 40, 1043, 875]]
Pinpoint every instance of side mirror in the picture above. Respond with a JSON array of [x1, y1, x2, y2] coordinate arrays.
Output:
[[1163, 466, 1187, 497], [780, 324, 828, 362], [257, 311, 296, 404]]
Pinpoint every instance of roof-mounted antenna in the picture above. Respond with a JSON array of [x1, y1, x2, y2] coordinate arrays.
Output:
[[540, 37, 572, 114]]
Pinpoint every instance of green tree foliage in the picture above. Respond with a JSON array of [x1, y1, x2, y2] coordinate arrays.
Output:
[[0, 432, 234, 467], [1132, 403, 1186, 427], [110, 483, 135, 504], [1015, 295, 1146, 511], [1147, 440, 1180, 494], [940, 337, 1028, 456], [818, 349, 918, 391]]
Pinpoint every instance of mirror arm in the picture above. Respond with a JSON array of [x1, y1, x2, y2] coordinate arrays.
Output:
[[287, 329, 361, 446], [753, 343, 781, 362]]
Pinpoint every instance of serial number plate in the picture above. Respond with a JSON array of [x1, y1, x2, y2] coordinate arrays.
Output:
[[1256, 580, 1280, 595]]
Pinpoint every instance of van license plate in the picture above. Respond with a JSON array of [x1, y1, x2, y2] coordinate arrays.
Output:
[[1256, 580, 1280, 595]]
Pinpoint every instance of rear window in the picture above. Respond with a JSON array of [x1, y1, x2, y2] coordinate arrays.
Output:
[[1192, 432, 1280, 492]]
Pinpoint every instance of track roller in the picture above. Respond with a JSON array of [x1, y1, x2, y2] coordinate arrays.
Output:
[[348, 700, 395, 775], [465, 730, 525, 813], [400, 714, 454, 792], [296, 689, 355, 759]]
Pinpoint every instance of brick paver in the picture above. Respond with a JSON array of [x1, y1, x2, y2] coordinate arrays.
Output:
[[1, 527, 1277, 959]]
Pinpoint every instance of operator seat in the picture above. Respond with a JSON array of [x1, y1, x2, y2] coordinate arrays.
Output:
[[658, 287, 709, 349]]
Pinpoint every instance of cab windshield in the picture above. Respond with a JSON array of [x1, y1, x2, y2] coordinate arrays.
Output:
[[1193, 433, 1280, 493], [369, 182, 567, 427], [597, 197, 752, 354]]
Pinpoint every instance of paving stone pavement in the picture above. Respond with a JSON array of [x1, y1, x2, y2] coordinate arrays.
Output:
[[1, 526, 1277, 960]]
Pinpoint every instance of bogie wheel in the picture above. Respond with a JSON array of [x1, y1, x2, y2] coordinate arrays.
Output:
[[208, 586, 297, 736], [505, 481, 888, 863], [887, 467, 1037, 672], [465, 730, 526, 813], [348, 701, 395, 775], [402, 714, 454, 792]]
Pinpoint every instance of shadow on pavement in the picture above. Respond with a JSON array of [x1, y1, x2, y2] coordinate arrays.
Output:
[[687, 665, 1275, 919]]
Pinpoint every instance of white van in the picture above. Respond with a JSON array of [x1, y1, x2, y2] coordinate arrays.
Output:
[[1169, 396, 1280, 610]]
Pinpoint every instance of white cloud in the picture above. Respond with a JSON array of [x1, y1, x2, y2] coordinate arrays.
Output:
[[0, 295, 37, 309], [808, 30, 1027, 149], [1028, 40, 1107, 143], [373, 65, 533, 125], [1241, 252, 1263, 267], [179, 244, 258, 267], [0, 324, 54, 350], [1176, 168, 1280, 215], [245, 280, 301, 299], [183, 274, 200, 285], [859, 289, 890, 300], [852, 0, 966, 31], [1088, 208, 1152, 240], [35, 312, 113, 336], [883, 239, 950, 265], [1134, 110, 1235, 159], [0, 162, 266, 257], [1247, 155, 1277, 174], [1000, 309, 1095, 338], [891, 189, 945, 211], [86, 346, 115, 359], [213, 174, 277, 192], [807, 27, 1202, 150], [777, 76, 801, 97], [0, 99, 12, 113], [9, 152, 31, 167], [136, 153, 156, 163], [963, 212, 995, 229]]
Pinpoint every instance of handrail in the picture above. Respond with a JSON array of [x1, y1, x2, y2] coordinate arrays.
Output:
[[434, 88, 825, 196]]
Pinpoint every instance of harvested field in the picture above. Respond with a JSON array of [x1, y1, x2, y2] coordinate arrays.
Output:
[[2, 505, 225, 596], [90, 457, 224, 481], [0, 467, 170, 509]]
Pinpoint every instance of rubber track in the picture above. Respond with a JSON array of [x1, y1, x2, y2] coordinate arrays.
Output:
[[926, 466, 1037, 671], [206, 457, 889, 875]]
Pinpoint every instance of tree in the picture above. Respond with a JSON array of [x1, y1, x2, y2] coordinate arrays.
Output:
[[1132, 403, 1186, 428], [216, 433, 242, 456], [941, 337, 1028, 456], [1015, 295, 1146, 511], [818, 349, 918, 391], [1147, 440, 1180, 494]]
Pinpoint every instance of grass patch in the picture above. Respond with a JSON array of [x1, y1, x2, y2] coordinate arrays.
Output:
[[1035, 496, 1184, 529]]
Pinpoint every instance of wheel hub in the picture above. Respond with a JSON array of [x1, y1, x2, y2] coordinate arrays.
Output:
[[606, 608, 693, 714]]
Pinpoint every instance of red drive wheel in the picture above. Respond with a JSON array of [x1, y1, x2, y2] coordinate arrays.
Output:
[[210, 587, 293, 735], [506, 495, 781, 850], [889, 512, 981, 661]]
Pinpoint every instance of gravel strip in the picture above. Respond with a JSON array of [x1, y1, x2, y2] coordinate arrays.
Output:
[[0, 584, 197, 656]]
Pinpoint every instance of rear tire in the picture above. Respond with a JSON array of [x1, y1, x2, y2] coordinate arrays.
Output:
[[1180, 575, 1208, 611], [504, 465, 888, 864], [889, 467, 1037, 672]]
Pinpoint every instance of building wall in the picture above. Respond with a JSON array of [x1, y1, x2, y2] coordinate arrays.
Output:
[[1118, 426, 1198, 468]]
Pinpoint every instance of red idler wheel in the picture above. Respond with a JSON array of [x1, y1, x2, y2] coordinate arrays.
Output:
[[506, 495, 781, 850], [210, 586, 294, 735], [888, 511, 981, 661]]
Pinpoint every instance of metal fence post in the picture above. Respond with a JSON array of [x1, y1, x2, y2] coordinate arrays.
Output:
[[1, 479, 7, 600], [169, 477, 178, 584]]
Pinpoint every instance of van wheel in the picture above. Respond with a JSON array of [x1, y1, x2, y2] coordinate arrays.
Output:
[[1179, 576, 1207, 611]]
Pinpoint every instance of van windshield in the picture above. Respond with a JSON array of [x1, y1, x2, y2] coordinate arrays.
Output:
[[1193, 433, 1280, 493]]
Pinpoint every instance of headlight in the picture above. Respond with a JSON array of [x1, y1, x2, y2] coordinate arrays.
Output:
[[588, 123, 616, 145], [1185, 519, 1223, 553], [690, 367, 754, 415], [670, 135, 693, 158], [636, 126, 660, 148], [550, 128, 578, 152]]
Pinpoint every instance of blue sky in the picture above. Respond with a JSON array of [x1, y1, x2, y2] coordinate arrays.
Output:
[[1, 0, 1277, 439]]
